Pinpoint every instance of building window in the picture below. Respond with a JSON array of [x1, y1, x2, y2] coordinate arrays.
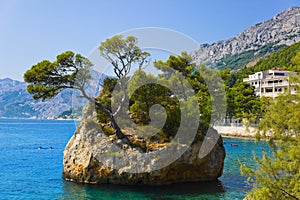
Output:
[[275, 73, 285, 76], [266, 89, 273, 93]]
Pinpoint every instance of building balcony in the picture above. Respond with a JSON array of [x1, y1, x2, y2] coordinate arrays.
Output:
[[261, 82, 289, 87]]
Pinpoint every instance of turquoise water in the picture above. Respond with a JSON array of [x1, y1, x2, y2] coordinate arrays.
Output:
[[0, 119, 268, 199]]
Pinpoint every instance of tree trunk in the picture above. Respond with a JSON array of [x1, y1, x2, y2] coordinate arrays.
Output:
[[109, 114, 124, 139], [94, 99, 132, 146], [79, 88, 132, 146], [109, 115, 132, 146]]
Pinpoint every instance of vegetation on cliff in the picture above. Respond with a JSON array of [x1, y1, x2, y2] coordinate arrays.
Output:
[[222, 41, 300, 87], [96, 51, 226, 150], [216, 43, 285, 70]]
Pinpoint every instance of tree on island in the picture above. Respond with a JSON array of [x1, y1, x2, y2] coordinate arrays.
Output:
[[240, 76, 300, 199], [24, 35, 150, 143]]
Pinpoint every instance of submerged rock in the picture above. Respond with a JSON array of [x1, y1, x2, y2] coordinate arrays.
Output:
[[62, 108, 225, 185]]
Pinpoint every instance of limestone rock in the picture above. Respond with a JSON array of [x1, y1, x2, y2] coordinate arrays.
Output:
[[62, 108, 226, 185]]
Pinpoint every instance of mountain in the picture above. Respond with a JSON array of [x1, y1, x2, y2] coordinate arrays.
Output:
[[0, 71, 106, 119], [0, 78, 73, 119], [191, 6, 300, 70]]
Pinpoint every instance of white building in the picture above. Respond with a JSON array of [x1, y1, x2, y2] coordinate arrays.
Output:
[[243, 69, 297, 98]]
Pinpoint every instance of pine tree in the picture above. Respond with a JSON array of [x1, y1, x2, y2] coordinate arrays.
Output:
[[240, 76, 300, 200]]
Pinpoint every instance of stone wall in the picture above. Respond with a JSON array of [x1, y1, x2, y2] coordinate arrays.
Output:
[[213, 125, 258, 138]]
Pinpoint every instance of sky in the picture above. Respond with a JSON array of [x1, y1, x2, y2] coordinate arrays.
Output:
[[0, 0, 299, 81]]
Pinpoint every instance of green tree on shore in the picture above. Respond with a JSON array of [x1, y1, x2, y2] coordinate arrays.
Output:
[[240, 77, 300, 199], [226, 80, 261, 121]]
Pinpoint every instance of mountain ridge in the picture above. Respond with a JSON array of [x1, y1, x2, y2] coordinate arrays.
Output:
[[0, 70, 105, 119], [191, 6, 300, 69], [0, 78, 73, 119]]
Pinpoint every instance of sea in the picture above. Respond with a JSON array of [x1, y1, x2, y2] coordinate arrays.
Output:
[[0, 119, 269, 200]]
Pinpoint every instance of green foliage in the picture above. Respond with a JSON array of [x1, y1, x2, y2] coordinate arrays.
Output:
[[128, 70, 181, 141], [24, 51, 92, 100], [220, 41, 300, 90], [251, 42, 300, 72], [226, 81, 261, 120], [154, 53, 226, 136], [219, 41, 300, 121], [220, 69, 235, 87], [216, 43, 285, 70], [227, 41, 300, 86], [96, 77, 118, 125], [196, 64, 227, 126], [241, 136, 300, 199], [94, 52, 223, 145], [102, 78, 117, 95], [132, 139, 147, 152], [292, 51, 300, 71], [102, 126, 115, 136], [154, 51, 194, 77], [99, 35, 150, 78], [260, 92, 300, 139], [240, 86, 300, 199], [155, 54, 210, 128]]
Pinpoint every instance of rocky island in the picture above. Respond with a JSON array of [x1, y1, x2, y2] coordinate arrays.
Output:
[[62, 105, 225, 185], [24, 35, 227, 185]]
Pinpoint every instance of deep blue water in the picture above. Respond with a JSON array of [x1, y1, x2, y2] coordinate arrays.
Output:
[[0, 119, 268, 200]]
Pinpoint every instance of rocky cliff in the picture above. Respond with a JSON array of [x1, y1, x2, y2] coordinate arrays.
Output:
[[62, 106, 225, 185], [191, 7, 300, 69]]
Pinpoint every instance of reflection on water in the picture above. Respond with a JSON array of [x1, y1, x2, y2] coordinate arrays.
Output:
[[60, 180, 225, 199]]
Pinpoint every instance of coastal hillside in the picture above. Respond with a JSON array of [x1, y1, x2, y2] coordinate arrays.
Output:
[[226, 40, 300, 85], [241, 40, 300, 74], [191, 6, 300, 70]]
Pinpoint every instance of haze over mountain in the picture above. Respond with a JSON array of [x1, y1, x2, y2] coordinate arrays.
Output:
[[0, 71, 105, 119], [0, 78, 72, 119], [191, 6, 300, 70]]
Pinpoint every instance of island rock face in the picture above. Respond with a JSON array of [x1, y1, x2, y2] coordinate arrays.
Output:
[[63, 108, 225, 185]]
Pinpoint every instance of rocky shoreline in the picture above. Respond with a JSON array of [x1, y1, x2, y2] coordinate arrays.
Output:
[[214, 125, 258, 138]]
